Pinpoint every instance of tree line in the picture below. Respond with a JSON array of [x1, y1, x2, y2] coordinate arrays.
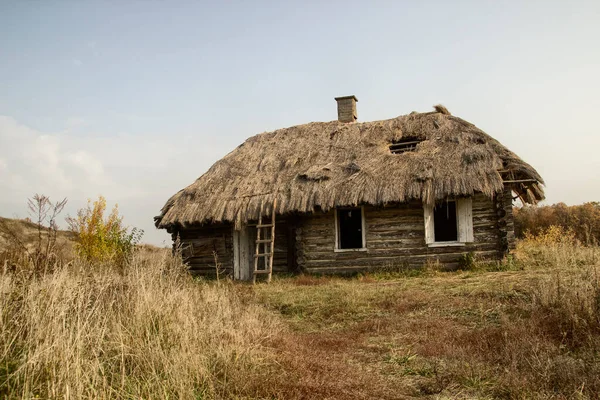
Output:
[[514, 202, 600, 245]]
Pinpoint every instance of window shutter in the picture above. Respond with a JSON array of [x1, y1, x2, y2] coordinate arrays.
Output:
[[457, 197, 474, 242], [423, 203, 435, 244]]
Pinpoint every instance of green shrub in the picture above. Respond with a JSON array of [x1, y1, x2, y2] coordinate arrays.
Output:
[[458, 252, 476, 270]]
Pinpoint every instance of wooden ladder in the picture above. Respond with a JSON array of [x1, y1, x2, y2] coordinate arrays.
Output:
[[253, 200, 276, 284]]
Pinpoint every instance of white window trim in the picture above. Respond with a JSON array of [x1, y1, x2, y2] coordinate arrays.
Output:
[[424, 198, 474, 247], [334, 206, 367, 252], [427, 241, 466, 248]]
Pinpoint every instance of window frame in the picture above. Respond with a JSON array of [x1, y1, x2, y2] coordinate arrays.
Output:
[[424, 197, 473, 247], [389, 138, 424, 154], [334, 206, 367, 252]]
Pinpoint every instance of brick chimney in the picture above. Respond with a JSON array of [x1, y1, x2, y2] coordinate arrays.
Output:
[[335, 95, 358, 123]]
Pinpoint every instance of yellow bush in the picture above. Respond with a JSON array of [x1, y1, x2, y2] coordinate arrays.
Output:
[[68, 196, 142, 264], [523, 225, 578, 246], [516, 225, 599, 270]]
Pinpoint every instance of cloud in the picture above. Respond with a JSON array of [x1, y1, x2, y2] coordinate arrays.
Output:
[[67, 151, 105, 180], [71, 58, 83, 67], [0, 116, 229, 245], [0, 117, 111, 197]]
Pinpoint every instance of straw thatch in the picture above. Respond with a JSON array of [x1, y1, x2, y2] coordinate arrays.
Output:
[[156, 106, 544, 230]]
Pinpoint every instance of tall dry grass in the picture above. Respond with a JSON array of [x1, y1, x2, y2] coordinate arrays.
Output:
[[515, 226, 600, 351], [515, 225, 600, 268], [1, 222, 599, 399], [0, 250, 281, 399]]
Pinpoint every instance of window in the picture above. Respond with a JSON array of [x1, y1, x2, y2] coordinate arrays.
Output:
[[335, 207, 366, 251], [389, 138, 423, 154], [424, 198, 473, 245], [434, 201, 458, 242]]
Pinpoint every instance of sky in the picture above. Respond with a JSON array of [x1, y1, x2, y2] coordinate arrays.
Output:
[[1, 1, 599, 246]]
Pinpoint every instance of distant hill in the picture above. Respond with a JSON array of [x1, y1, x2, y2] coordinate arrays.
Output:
[[0, 217, 166, 259], [0, 216, 77, 255]]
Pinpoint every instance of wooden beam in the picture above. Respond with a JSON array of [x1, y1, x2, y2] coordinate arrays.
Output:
[[390, 141, 421, 147], [254, 253, 272, 258], [503, 179, 538, 184]]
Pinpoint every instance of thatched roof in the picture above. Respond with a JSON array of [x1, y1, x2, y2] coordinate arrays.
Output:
[[156, 106, 544, 230]]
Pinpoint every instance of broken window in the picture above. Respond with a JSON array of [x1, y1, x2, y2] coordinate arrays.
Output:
[[336, 207, 365, 250], [424, 198, 474, 244], [389, 138, 423, 154], [434, 201, 458, 242]]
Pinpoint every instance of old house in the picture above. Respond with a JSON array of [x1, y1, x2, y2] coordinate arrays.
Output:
[[155, 96, 544, 280]]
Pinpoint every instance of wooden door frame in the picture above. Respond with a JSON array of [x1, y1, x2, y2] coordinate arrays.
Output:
[[233, 225, 254, 281]]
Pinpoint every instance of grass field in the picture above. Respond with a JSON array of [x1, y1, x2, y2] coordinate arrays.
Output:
[[1, 222, 599, 399], [254, 248, 600, 399]]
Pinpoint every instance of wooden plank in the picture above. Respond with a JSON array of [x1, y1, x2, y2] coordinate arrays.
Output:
[[254, 253, 272, 258], [233, 229, 240, 280], [300, 243, 501, 261], [253, 269, 271, 274], [302, 249, 503, 269], [268, 199, 277, 283], [457, 197, 474, 242], [233, 226, 252, 281], [423, 203, 434, 244], [503, 179, 538, 184], [252, 202, 263, 284]]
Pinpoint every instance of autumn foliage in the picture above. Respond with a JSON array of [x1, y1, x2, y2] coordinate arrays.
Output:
[[514, 202, 600, 245], [67, 196, 143, 264]]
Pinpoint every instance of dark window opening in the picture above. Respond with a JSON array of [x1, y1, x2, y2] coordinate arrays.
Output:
[[434, 201, 458, 242], [337, 208, 363, 249], [389, 138, 423, 154]]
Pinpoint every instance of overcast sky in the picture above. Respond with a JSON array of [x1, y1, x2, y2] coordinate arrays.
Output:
[[1, 1, 599, 246]]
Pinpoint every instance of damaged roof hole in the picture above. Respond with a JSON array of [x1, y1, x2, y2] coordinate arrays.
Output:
[[389, 138, 424, 154]]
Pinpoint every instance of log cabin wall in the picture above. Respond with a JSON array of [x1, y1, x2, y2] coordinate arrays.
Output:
[[175, 218, 296, 277], [175, 223, 234, 276], [173, 192, 511, 278], [296, 193, 504, 274], [496, 187, 516, 254], [272, 217, 297, 273]]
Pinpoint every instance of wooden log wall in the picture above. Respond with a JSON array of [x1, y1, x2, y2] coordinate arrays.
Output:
[[495, 187, 516, 253], [296, 193, 504, 274], [272, 217, 296, 273], [172, 192, 513, 278], [175, 219, 295, 278], [175, 223, 234, 276]]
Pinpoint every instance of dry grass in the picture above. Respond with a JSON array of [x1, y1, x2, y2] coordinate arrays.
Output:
[[0, 249, 282, 399], [2, 226, 599, 399], [0, 216, 76, 264]]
